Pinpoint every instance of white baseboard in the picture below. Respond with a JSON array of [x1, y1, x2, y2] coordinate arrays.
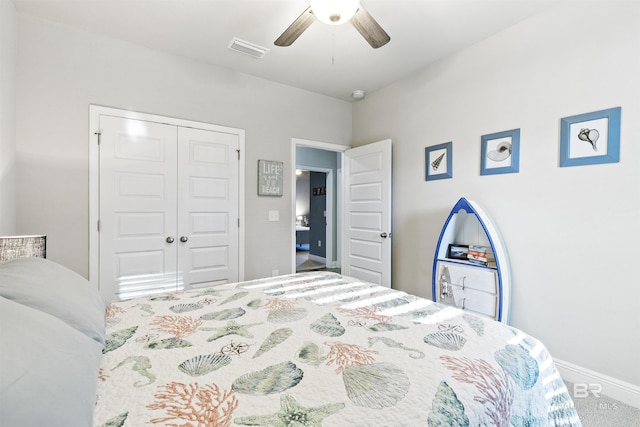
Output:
[[554, 358, 640, 409], [308, 254, 326, 264]]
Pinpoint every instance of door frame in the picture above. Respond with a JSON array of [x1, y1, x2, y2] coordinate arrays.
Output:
[[291, 138, 349, 273], [88, 105, 245, 289]]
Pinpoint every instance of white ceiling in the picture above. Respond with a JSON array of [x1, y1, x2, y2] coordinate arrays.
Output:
[[12, 0, 560, 101]]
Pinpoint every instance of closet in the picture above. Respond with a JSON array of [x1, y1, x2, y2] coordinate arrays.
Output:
[[94, 109, 243, 302]]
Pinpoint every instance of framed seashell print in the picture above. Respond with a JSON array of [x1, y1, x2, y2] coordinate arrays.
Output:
[[560, 107, 621, 167], [480, 128, 520, 175], [425, 141, 452, 181]]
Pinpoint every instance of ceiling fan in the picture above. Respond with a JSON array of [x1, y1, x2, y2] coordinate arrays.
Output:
[[275, 0, 390, 49]]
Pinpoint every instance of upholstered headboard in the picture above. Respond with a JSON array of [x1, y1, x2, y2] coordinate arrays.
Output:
[[0, 235, 46, 262]]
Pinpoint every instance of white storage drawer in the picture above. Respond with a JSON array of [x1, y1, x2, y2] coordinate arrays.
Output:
[[442, 261, 497, 294], [461, 288, 497, 318], [435, 260, 499, 318]]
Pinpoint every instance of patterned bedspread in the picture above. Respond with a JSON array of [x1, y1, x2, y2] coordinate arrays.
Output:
[[94, 272, 581, 426]]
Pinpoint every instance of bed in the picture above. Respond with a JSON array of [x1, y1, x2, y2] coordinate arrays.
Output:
[[0, 256, 582, 426], [296, 225, 310, 250]]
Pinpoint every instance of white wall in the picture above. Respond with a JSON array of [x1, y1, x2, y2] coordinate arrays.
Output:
[[354, 1, 640, 388], [0, 0, 16, 234], [15, 14, 352, 278]]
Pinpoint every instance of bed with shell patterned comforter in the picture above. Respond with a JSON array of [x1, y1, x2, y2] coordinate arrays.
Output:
[[94, 271, 581, 427]]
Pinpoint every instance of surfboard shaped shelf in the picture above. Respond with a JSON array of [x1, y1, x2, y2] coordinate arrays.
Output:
[[432, 198, 511, 323]]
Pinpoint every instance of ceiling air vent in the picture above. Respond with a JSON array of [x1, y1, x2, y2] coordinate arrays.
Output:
[[227, 38, 270, 59]]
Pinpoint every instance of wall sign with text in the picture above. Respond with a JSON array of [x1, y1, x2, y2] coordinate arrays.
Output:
[[258, 160, 283, 196]]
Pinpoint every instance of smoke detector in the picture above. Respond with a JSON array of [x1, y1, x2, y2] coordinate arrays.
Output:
[[352, 90, 365, 100]]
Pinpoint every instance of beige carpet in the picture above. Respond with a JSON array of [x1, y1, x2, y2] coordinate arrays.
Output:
[[565, 381, 639, 426], [296, 257, 326, 272]]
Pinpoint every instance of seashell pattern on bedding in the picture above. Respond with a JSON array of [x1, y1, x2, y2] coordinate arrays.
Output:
[[168, 303, 202, 313], [423, 331, 467, 351], [200, 307, 246, 321], [342, 363, 410, 409], [495, 344, 540, 390], [295, 342, 327, 366], [232, 361, 304, 395], [94, 271, 582, 427], [310, 312, 345, 337], [253, 327, 293, 359], [178, 353, 232, 377], [104, 326, 137, 353]]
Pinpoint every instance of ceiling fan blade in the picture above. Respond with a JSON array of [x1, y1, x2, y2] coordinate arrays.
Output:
[[350, 6, 390, 49], [274, 6, 316, 47]]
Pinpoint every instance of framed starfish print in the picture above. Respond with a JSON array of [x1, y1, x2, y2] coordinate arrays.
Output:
[[425, 142, 452, 181], [560, 107, 621, 167]]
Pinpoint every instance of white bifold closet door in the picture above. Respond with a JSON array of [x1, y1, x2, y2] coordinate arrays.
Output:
[[99, 115, 239, 301]]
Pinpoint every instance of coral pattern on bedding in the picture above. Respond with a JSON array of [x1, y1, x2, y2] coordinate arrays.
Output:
[[94, 272, 581, 426]]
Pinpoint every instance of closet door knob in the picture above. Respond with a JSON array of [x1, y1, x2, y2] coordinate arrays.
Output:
[[180, 236, 189, 243], [380, 232, 388, 238], [166, 236, 175, 243]]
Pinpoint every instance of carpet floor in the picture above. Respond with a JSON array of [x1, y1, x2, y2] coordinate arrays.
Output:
[[565, 381, 639, 426], [295, 250, 340, 273], [296, 257, 326, 272]]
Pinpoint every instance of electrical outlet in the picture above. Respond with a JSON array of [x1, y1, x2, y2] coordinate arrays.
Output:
[[272, 269, 279, 277], [318, 240, 322, 247], [268, 210, 279, 221]]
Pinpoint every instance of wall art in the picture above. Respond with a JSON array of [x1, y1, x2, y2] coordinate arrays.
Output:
[[480, 128, 520, 175], [560, 107, 621, 167], [258, 159, 283, 196], [425, 142, 452, 181]]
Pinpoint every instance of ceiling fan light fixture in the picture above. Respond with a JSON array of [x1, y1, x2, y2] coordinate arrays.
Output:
[[310, 0, 360, 25]]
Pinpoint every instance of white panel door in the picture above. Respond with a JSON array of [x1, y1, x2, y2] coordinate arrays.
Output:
[[177, 127, 239, 289], [99, 115, 178, 300], [98, 115, 241, 301], [342, 139, 392, 287]]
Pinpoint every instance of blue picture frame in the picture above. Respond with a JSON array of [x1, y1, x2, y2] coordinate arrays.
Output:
[[560, 107, 621, 167], [480, 128, 520, 176], [425, 142, 452, 181]]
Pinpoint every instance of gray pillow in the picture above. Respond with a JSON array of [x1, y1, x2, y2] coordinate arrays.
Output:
[[0, 296, 103, 427], [0, 257, 106, 344]]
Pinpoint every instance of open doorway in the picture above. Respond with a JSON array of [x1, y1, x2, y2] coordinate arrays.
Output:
[[295, 169, 329, 272], [291, 139, 349, 274]]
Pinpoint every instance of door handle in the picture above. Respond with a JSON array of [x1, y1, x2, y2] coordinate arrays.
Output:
[[166, 236, 175, 243], [180, 236, 189, 243], [380, 232, 391, 238]]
